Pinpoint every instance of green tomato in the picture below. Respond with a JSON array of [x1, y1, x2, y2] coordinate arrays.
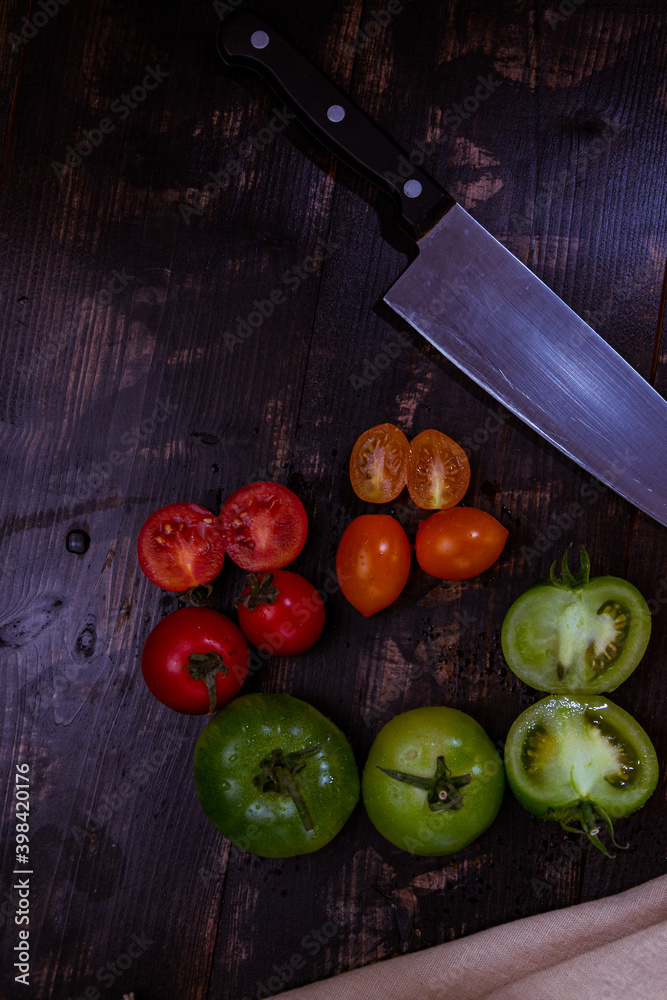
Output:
[[193, 693, 360, 858], [362, 707, 504, 856], [505, 694, 659, 854], [501, 547, 651, 694]]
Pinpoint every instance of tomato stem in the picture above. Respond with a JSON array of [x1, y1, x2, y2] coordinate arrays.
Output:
[[180, 584, 214, 607], [550, 800, 630, 857], [235, 573, 280, 610], [378, 755, 472, 812], [186, 652, 228, 714], [253, 740, 330, 832], [550, 545, 591, 590]]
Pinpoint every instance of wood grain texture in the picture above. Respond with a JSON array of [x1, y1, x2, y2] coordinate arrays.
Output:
[[0, 1, 665, 998]]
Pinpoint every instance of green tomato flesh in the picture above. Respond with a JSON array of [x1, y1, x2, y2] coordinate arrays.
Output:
[[362, 707, 504, 856], [193, 694, 360, 858], [501, 576, 651, 694], [505, 696, 658, 850]]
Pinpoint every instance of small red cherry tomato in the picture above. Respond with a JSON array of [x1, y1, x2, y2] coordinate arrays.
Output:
[[220, 482, 308, 572], [415, 507, 508, 580], [336, 515, 411, 617], [236, 571, 326, 656], [137, 502, 225, 592], [141, 608, 250, 714]]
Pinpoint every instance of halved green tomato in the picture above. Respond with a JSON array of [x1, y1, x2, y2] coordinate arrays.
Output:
[[505, 695, 659, 854], [501, 547, 651, 693]]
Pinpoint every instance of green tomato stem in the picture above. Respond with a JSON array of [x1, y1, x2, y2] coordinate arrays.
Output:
[[235, 572, 280, 610], [551, 799, 630, 857], [274, 766, 314, 832], [378, 755, 472, 812], [549, 545, 591, 590], [253, 740, 331, 833], [180, 584, 214, 607], [186, 652, 228, 715]]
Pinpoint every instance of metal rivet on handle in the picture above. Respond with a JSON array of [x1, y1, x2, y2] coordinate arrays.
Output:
[[327, 105, 346, 123], [404, 179, 423, 199], [251, 30, 270, 49]]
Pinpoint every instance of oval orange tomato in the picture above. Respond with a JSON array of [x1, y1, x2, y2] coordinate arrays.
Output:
[[336, 515, 411, 616], [415, 507, 508, 580]]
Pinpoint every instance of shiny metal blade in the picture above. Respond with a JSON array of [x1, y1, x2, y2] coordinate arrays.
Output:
[[384, 204, 667, 527]]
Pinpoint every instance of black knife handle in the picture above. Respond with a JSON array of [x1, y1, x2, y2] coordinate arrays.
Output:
[[217, 11, 455, 242]]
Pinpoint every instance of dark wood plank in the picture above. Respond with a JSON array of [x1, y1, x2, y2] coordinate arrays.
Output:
[[0, 1, 665, 999]]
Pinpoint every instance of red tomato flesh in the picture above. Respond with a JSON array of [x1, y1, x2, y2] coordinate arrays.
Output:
[[220, 482, 308, 572], [138, 502, 225, 592]]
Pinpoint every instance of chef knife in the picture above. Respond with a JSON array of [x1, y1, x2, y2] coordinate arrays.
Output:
[[217, 11, 667, 528]]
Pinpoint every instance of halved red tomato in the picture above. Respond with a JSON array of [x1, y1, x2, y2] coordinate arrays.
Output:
[[407, 429, 470, 510], [220, 481, 308, 572], [349, 423, 410, 503], [138, 502, 225, 592]]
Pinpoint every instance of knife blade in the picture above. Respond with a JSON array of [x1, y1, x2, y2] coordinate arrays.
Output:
[[217, 11, 667, 528]]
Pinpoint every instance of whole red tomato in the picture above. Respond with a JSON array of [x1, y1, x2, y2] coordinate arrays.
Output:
[[236, 571, 326, 656], [141, 608, 249, 714], [415, 507, 508, 580], [336, 514, 411, 617]]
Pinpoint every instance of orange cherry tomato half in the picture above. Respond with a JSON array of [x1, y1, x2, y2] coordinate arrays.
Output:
[[407, 429, 471, 510], [336, 514, 411, 617], [415, 507, 508, 580], [349, 423, 410, 503]]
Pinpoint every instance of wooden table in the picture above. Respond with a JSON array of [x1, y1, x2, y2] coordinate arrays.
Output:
[[1, 1, 666, 997]]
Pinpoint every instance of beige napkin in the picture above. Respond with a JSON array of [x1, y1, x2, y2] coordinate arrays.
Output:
[[277, 874, 667, 1000]]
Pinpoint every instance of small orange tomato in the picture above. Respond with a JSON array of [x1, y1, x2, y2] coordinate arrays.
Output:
[[407, 429, 471, 510], [415, 507, 508, 580], [349, 423, 410, 503], [336, 515, 411, 616]]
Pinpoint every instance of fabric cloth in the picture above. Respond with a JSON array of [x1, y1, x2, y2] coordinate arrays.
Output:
[[277, 874, 667, 1000]]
